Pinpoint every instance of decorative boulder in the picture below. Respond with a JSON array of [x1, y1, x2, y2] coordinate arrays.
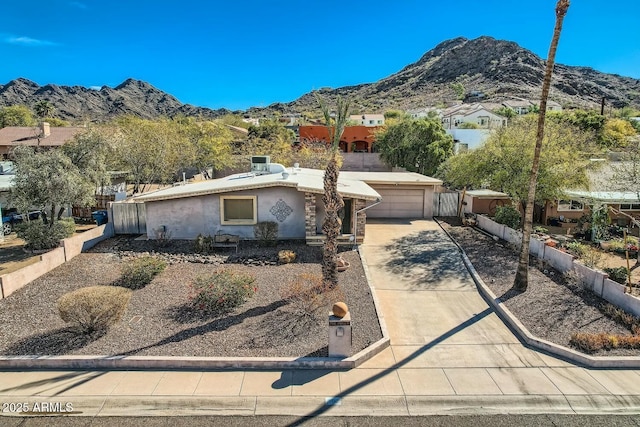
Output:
[[332, 301, 349, 318]]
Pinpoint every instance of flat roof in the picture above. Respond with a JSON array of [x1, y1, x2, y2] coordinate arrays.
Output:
[[133, 168, 381, 202], [340, 171, 442, 186], [465, 189, 510, 198], [565, 190, 640, 204]]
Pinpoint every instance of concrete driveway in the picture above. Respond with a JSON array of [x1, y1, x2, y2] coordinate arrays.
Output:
[[358, 219, 593, 396]]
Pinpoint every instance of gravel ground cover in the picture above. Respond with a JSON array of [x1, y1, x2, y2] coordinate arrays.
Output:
[[440, 218, 638, 357], [0, 237, 382, 358]]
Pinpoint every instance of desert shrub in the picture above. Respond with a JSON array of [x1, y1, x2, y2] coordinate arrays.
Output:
[[280, 274, 345, 320], [565, 241, 587, 257], [494, 205, 521, 230], [119, 256, 167, 289], [602, 304, 640, 334], [191, 270, 257, 315], [580, 246, 603, 268], [278, 250, 296, 264], [57, 286, 132, 334], [603, 267, 628, 284], [17, 218, 76, 250], [194, 234, 214, 253], [254, 221, 278, 246], [570, 332, 640, 353]]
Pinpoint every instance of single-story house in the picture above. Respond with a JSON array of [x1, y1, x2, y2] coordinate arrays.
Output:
[[461, 189, 512, 216], [0, 122, 86, 159], [132, 164, 443, 244]]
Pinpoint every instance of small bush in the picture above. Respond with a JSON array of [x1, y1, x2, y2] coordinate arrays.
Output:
[[602, 304, 640, 334], [254, 221, 278, 246], [194, 234, 214, 253], [570, 332, 640, 353], [17, 218, 76, 251], [565, 241, 587, 257], [278, 250, 296, 264], [603, 267, 628, 284], [191, 270, 257, 315], [494, 205, 521, 230], [58, 286, 132, 334], [119, 256, 167, 289], [280, 274, 345, 319]]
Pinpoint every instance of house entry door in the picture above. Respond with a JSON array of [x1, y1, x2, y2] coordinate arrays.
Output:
[[340, 199, 353, 234]]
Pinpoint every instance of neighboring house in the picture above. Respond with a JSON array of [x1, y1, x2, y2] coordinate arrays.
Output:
[[299, 125, 380, 153], [349, 114, 385, 127], [0, 122, 86, 159], [446, 128, 491, 152], [461, 190, 512, 216], [543, 160, 638, 227], [502, 99, 533, 115], [131, 159, 443, 244], [441, 104, 506, 129], [502, 99, 563, 115]]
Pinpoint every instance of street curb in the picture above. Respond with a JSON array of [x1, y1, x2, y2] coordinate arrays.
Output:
[[0, 250, 389, 371], [434, 217, 640, 369]]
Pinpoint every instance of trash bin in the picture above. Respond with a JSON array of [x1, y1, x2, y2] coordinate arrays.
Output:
[[91, 210, 108, 226]]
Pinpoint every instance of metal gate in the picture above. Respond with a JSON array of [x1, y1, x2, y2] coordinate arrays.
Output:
[[112, 202, 146, 234], [433, 192, 459, 217]]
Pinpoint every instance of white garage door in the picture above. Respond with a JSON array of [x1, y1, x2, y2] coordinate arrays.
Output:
[[367, 188, 425, 218]]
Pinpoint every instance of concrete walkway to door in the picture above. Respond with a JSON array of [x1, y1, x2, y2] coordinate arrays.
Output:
[[359, 218, 640, 404]]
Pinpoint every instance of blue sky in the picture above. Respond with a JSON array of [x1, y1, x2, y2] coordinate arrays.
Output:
[[2, 0, 639, 111]]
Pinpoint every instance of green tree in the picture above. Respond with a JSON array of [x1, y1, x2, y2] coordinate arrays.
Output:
[[317, 94, 350, 289], [0, 105, 35, 128], [494, 106, 516, 119], [375, 117, 453, 176], [178, 118, 234, 178], [450, 82, 465, 100], [217, 114, 250, 129], [238, 118, 296, 166], [601, 118, 636, 148], [514, 0, 570, 292], [11, 146, 95, 226], [111, 117, 193, 193], [33, 100, 55, 120], [61, 127, 116, 203], [438, 116, 596, 208]]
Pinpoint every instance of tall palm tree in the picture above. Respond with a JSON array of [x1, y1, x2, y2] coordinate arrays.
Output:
[[317, 94, 350, 288], [513, 0, 570, 292]]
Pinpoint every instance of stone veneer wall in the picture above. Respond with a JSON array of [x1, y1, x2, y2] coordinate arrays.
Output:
[[355, 199, 367, 239], [305, 193, 316, 237]]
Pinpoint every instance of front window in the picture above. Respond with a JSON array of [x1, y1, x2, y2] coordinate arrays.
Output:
[[220, 196, 257, 225], [620, 203, 640, 211], [557, 199, 583, 211]]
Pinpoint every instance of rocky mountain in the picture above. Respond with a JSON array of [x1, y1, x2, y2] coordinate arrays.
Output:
[[2, 36, 639, 121], [250, 36, 640, 115], [0, 78, 232, 122]]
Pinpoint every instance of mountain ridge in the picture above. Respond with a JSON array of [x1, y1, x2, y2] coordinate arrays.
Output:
[[2, 36, 639, 121]]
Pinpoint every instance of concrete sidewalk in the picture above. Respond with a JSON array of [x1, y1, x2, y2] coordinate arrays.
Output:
[[1, 219, 640, 418]]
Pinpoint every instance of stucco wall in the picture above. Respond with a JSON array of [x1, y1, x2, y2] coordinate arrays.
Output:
[[145, 187, 306, 240]]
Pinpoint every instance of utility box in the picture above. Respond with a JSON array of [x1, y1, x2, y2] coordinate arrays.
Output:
[[328, 311, 352, 358]]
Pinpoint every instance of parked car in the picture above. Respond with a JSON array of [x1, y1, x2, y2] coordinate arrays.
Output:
[[1, 209, 43, 234]]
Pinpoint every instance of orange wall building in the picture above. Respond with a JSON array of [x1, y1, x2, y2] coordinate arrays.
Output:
[[299, 125, 382, 153]]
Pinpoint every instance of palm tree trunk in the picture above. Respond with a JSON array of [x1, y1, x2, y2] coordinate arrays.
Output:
[[322, 151, 344, 288], [513, 0, 570, 292]]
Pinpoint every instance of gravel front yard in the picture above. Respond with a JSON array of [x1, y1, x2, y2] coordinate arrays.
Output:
[[440, 218, 639, 357], [0, 237, 382, 358]]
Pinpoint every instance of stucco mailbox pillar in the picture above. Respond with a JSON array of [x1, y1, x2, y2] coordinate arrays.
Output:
[[328, 310, 351, 358]]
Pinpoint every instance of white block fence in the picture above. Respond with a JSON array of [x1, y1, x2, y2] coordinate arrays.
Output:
[[475, 215, 640, 317]]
